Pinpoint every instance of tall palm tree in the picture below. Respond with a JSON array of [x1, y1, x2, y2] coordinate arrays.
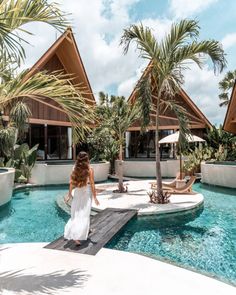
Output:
[[219, 70, 236, 107], [120, 19, 226, 203]]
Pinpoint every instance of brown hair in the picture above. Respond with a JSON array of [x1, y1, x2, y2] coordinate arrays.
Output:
[[70, 152, 90, 188]]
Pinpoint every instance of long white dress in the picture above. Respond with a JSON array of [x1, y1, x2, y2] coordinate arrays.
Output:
[[64, 184, 92, 241]]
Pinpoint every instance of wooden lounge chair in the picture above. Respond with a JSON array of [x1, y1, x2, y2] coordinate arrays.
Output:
[[163, 176, 196, 194], [150, 172, 185, 189]]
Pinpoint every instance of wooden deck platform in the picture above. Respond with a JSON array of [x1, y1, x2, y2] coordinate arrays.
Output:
[[44, 208, 137, 255]]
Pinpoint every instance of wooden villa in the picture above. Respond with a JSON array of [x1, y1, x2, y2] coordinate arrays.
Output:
[[223, 80, 236, 134], [126, 63, 212, 159], [4, 28, 95, 161]]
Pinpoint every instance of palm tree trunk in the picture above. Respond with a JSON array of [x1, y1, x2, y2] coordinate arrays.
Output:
[[155, 94, 163, 203], [118, 143, 124, 192]]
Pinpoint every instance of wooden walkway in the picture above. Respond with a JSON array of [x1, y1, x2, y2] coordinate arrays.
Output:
[[44, 208, 137, 255]]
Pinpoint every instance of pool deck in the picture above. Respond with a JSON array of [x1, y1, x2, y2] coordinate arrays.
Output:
[[0, 243, 235, 295], [94, 180, 204, 215]]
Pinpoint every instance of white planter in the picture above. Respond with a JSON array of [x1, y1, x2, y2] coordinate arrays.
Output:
[[0, 168, 15, 206], [30, 161, 110, 185], [201, 162, 236, 188], [115, 160, 179, 178]]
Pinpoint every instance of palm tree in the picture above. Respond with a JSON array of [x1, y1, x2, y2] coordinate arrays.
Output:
[[120, 19, 226, 203], [100, 94, 140, 192], [219, 70, 236, 107]]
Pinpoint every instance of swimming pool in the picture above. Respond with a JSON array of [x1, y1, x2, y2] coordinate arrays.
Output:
[[0, 182, 235, 285], [106, 183, 236, 286]]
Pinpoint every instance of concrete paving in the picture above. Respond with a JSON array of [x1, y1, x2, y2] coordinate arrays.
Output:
[[0, 243, 235, 295], [94, 180, 204, 215]]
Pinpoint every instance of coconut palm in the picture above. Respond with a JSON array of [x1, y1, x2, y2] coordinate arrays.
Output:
[[219, 70, 236, 107], [120, 19, 226, 203]]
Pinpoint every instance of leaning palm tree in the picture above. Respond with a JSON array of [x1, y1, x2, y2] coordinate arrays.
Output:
[[120, 19, 226, 203], [0, 0, 94, 151], [219, 70, 236, 107], [108, 96, 140, 193]]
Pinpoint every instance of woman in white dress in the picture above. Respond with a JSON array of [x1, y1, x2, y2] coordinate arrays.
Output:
[[64, 152, 100, 245]]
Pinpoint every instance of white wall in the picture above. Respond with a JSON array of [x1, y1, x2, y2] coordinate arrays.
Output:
[[201, 162, 236, 188], [115, 160, 180, 178], [0, 168, 15, 206], [30, 162, 110, 185]]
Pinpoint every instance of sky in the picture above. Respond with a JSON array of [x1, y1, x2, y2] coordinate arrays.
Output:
[[20, 0, 236, 125]]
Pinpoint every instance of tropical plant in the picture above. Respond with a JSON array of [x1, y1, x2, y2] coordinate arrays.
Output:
[[205, 125, 236, 150], [107, 96, 140, 192], [219, 70, 236, 107], [184, 146, 213, 175], [87, 126, 119, 166], [3, 143, 39, 183], [120, 19, 226, 203]]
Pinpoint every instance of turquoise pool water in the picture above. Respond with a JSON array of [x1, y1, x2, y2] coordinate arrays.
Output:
[[106, 183, 236, 285], [0, 182, 235, 285]]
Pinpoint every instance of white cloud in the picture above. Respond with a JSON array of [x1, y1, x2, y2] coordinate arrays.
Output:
[[222, 33, 236, 50], [183, 64, 226, 124], [17, 0, 226, 124], [169, 0, 218, 18]]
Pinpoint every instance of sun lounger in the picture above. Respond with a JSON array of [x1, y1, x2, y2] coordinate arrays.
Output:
[[163, 176, 196, 194], [150, 172, 185, 189]]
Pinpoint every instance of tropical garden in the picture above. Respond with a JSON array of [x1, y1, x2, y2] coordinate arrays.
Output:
[[1, 0, 236, 204]]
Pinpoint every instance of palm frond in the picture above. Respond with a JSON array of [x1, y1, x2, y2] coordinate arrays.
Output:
[[0, 0, 69, 63], [120, 23, 160, 61], [136, 72, 152, 129], [0, 70, 95, 143]]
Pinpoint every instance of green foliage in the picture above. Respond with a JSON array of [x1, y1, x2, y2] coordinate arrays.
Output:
[[0, 126, 16, 158], [6, 143, 38, 183], [184, 146, 213, 174], [87, 127, 119, 163], [205, 125, 236, 150]]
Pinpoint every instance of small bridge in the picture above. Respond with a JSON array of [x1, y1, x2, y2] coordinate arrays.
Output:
[[44, 208, 137, 255]]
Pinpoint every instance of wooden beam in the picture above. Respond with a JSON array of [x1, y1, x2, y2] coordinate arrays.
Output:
[[128, 124, 206, 131]]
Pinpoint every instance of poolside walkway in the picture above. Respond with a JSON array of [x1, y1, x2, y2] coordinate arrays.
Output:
[[45, 208, 137, 255], [0, 243, 235, 295]]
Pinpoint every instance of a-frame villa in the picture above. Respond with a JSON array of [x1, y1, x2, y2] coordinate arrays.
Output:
[[223, 80, 236, 134], [126, 63, 212, 159], [7, 28, 95, 161]]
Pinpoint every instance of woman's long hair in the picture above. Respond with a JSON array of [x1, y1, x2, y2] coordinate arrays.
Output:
[[71, 152, 90, 188]]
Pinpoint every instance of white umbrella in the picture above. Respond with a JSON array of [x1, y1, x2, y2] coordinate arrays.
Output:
[[159, 131, 205, 144], [159, 131, 205, 179]]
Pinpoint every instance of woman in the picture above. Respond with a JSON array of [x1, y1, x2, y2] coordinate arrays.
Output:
[[64, 152, 99, 245]]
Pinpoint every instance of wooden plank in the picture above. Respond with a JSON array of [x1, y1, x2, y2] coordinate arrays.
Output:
[[44, 208, 137, 255]]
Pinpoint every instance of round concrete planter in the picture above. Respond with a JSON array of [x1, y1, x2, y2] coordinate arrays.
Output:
[[115, 160, 179, 178], [201, 161, 236, 188], [0, 168, 15, 206], [30, 161, 110, 185]]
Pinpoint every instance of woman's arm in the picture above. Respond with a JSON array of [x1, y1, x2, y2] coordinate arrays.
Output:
[[65, 179, 73, 203], [89, 168, 100, 206]]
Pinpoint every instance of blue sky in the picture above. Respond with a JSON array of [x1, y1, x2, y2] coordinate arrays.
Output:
[[21, 0, 236, 125]]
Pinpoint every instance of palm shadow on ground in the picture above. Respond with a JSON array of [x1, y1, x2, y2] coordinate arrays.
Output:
[[0, 269, 89, 294]]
